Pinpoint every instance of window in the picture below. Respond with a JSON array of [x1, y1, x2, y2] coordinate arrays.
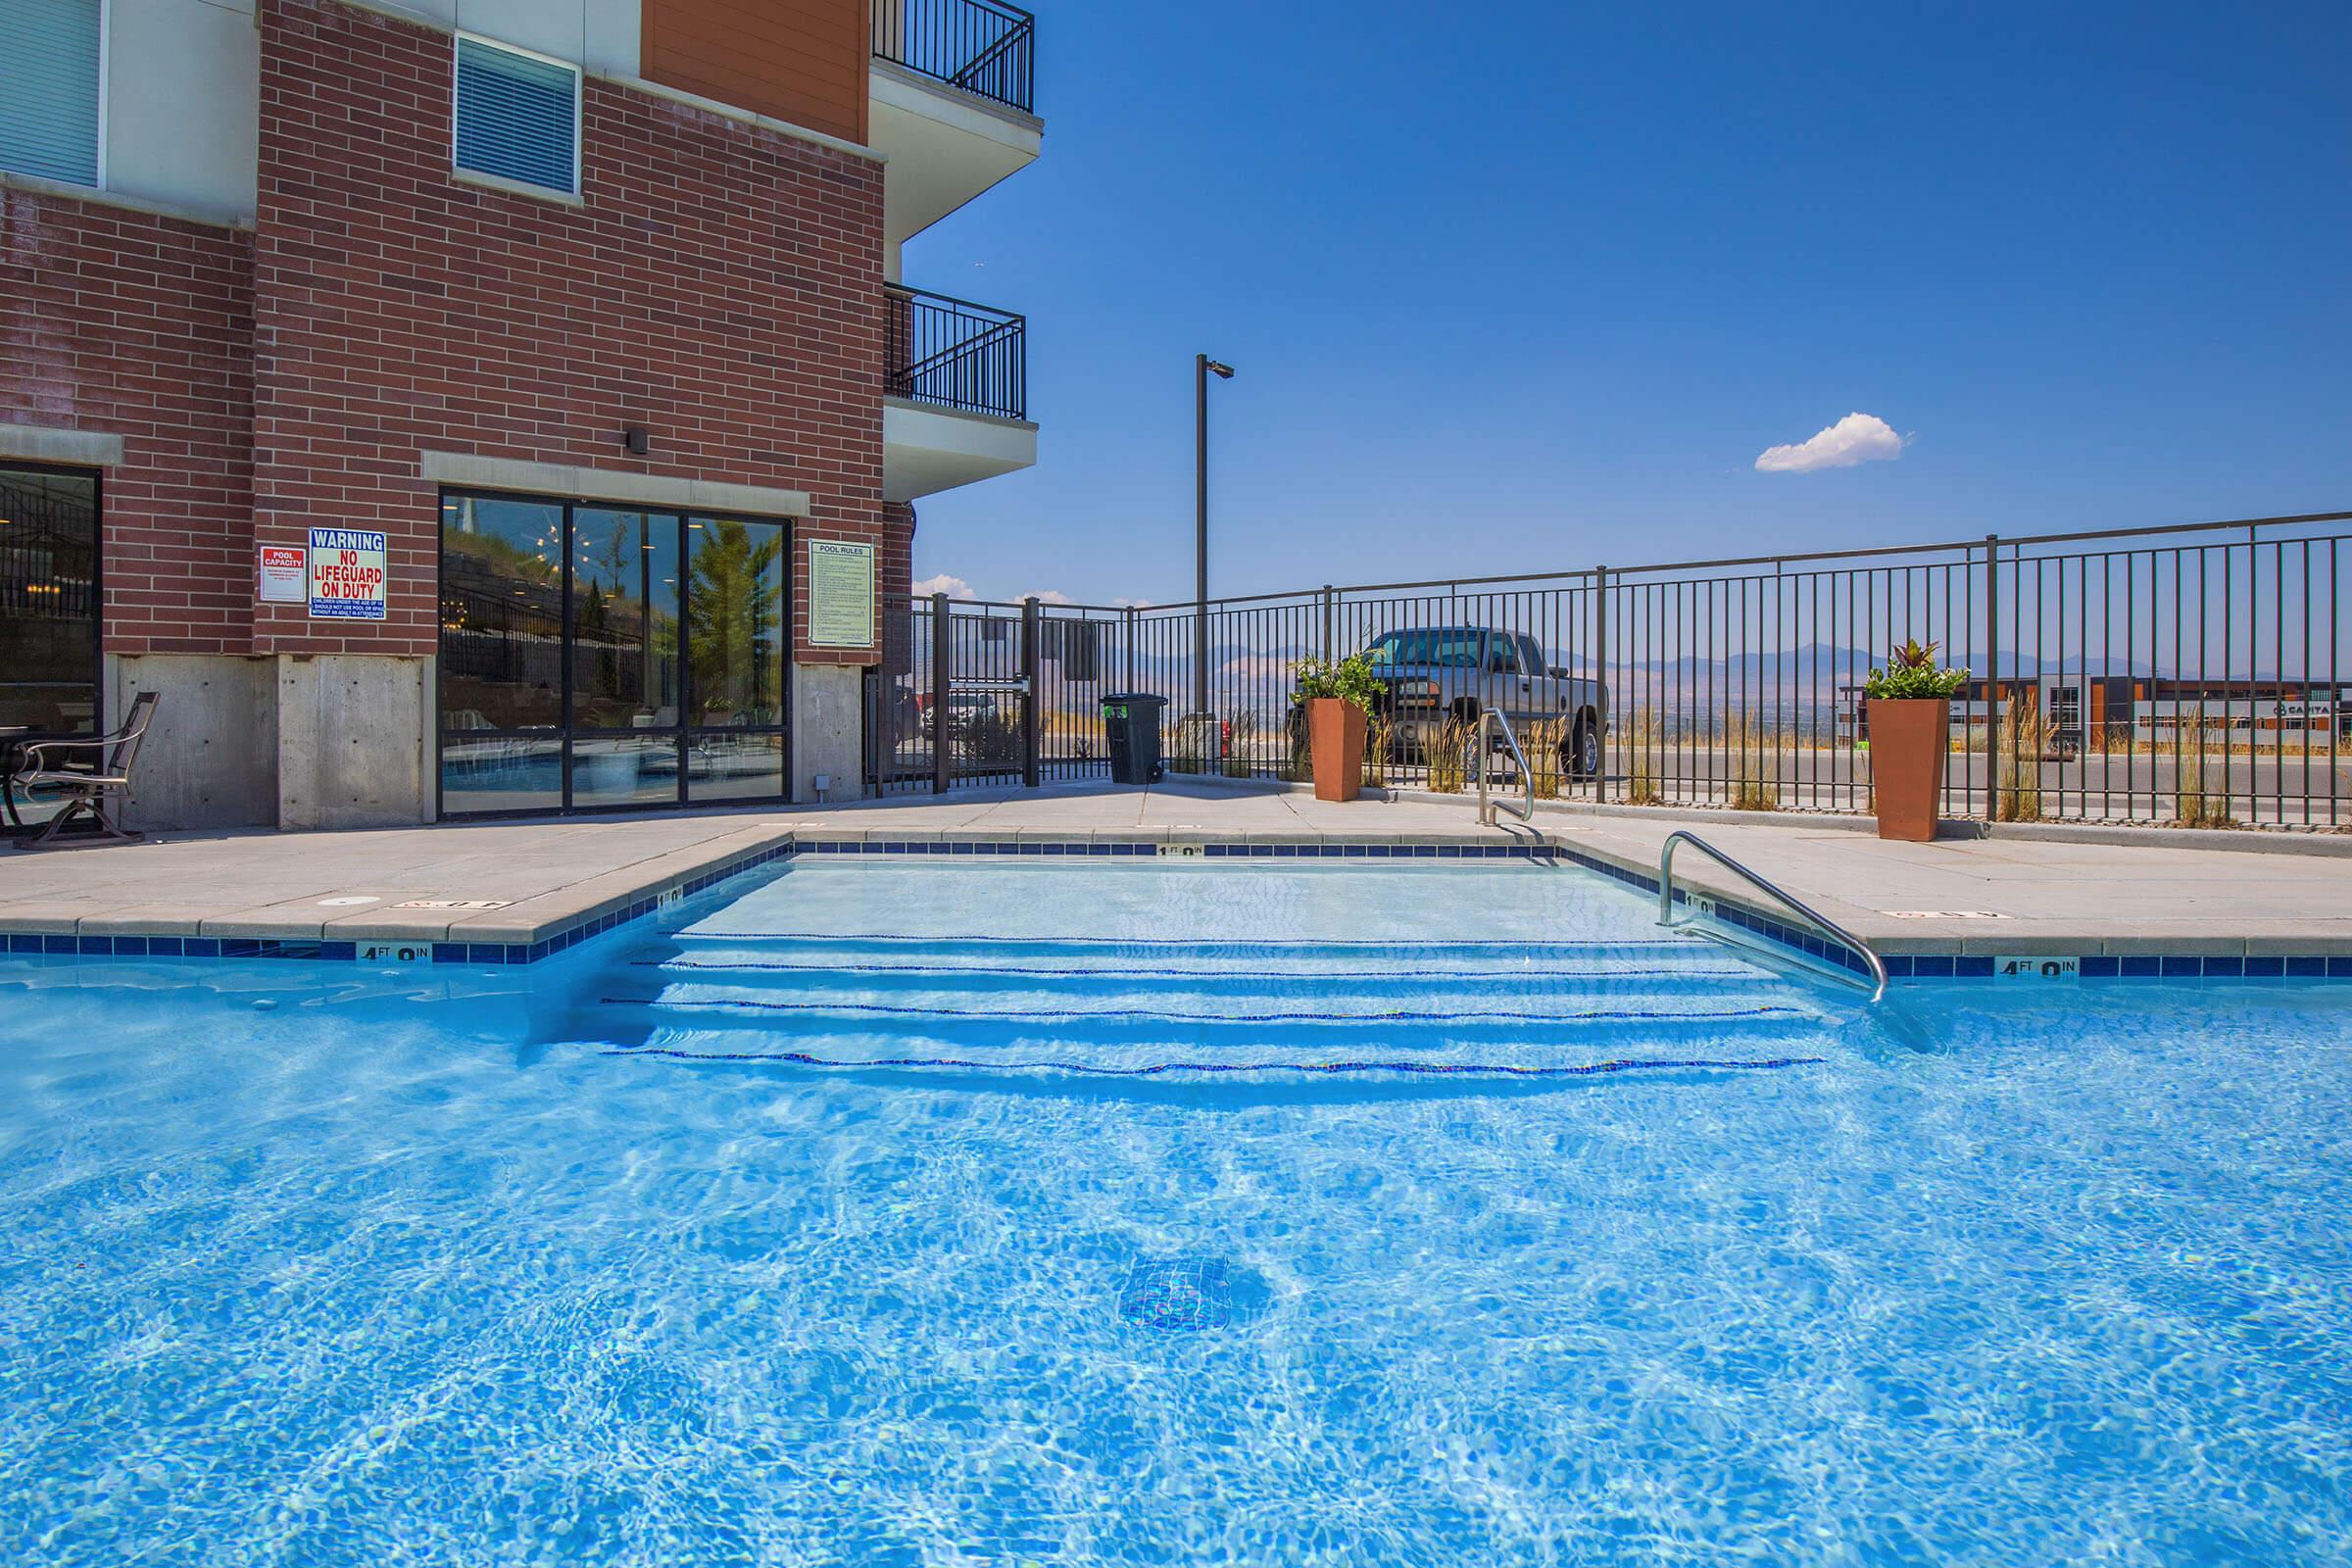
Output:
[[452, 34, 579, 197], [438, 493, 790, 816], [1486, 633, 1520, 674], [1365, 629, 1483, 669], [1, 0, 103, 188], [0, 465, 100, 734]]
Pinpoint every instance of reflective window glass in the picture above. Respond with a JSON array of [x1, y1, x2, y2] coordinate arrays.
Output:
[[440, 496, 564, 731], [568, 510, 680, 730], [687, 518, 786, 726], [687, 730, 784, 802], [569, 734, 683, 808], [440, 733, 564, 815], [0, 466, 98, 732]]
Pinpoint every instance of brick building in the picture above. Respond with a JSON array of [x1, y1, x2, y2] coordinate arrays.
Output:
[[1, 0, 1039, 825]]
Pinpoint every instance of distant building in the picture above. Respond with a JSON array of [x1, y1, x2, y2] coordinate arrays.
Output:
[[2, 0, 1041, 823], [1838, 676, 2351, 750]]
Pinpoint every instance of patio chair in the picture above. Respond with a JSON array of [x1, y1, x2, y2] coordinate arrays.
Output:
[[13, 692, 161, 851]]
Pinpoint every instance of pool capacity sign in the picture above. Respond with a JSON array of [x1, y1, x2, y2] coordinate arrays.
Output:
[[304, 528, 388, 620]]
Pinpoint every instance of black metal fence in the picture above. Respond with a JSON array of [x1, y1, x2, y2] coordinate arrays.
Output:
[[868, 513, 2352, 829], [865, 593, 1128, 794], [872, 0, 1036, 114], [885, 284, 1027, 422]]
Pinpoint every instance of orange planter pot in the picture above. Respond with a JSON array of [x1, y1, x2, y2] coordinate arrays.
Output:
[[1867, 698, 1949, 842], [1308, 698, 1367, 803]]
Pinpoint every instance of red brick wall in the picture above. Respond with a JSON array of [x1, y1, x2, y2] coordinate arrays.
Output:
[[878, 498, 915, 676], [881, 499, 915, 603], [252, 0, 887, 662], [0, 188, 255, 656]]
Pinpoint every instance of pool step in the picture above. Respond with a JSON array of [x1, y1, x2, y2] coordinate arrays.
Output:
[[597, 1017, 1834, 1078], [575, 979, 1829, 1064], [657, 931, 1731, 966], [617, 961, 1790, 1008], [570, 931, 1842, 1074]]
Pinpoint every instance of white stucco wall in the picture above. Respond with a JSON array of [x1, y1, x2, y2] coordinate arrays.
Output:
[[91, 0, 643, 225], [104, 0, 261, 223], [365, 0, 640, 75]]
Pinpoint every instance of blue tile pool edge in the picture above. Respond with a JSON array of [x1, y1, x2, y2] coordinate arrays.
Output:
[[4, 833, 2347, 982]]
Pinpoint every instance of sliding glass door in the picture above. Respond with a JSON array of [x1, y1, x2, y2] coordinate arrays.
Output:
[[568, 508, 683, 808], [438, 491, 789, 816]]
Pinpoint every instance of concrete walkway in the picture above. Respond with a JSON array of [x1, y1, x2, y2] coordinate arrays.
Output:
[[3, 780, 2349, 956]]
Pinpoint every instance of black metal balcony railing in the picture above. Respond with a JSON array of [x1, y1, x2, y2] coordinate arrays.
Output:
[[885, 284, 1028, 421], [873, 0, 1036, 115]]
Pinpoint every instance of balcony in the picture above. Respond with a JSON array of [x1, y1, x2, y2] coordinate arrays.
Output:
[[883, 284, 1036, 502], [868, 0, 1043, 247], [873, 0, 1034, 115]]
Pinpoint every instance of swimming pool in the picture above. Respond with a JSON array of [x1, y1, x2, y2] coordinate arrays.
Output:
[[4, 858, 2348, 1564]]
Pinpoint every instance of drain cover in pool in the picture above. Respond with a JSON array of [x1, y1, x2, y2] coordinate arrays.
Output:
[[1119, 1258, 1236, 1330]]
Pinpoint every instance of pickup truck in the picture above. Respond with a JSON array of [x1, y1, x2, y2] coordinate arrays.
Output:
[[1351, 625, 1609, 778]]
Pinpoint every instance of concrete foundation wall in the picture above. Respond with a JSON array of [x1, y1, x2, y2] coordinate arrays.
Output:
[[792, 662, 865, 804], [105, 654, 279, 830], [277, 656, 434, 829]]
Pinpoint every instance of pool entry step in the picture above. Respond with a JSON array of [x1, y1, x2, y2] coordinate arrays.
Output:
[[571, 931, 1842, 1080]]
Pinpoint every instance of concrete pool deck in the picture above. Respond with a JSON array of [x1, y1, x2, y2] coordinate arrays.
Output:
[[3, 780, 2350, 964]]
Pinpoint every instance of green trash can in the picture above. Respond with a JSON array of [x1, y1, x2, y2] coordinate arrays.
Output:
[[1102, 694, 1167, 784]]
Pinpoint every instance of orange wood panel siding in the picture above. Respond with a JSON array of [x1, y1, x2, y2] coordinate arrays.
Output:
[[642, 0, 869, 145]]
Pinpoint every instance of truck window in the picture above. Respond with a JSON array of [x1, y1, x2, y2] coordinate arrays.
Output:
[[1365, 630, 1481, 668], [1487, 633, 1520, 674], [1520, 635, 1545, 677]]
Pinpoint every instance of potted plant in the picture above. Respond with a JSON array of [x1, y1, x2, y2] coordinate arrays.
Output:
[[1863, 638, 1968, 841], [1290, 654, 1386, 803]]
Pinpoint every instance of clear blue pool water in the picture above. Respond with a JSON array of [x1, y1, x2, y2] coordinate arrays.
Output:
[[3, 858, 2349, 1566]]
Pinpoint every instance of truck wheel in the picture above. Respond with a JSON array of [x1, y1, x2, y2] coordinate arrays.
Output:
[[1567, 714, 1601, 780]]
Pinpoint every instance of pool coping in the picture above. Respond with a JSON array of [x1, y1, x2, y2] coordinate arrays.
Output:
[[4, 826, 2349, 982]]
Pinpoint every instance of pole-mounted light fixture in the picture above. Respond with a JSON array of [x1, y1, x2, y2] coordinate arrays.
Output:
[[1195, 354, 1236, 725]]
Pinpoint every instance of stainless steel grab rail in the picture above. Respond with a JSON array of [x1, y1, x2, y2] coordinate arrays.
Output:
[[1475, 710, 1535, 825], [1657, 830, 1886, 1003]]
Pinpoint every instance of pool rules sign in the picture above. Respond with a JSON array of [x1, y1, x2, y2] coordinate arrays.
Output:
[[306, 528, 388, 620]]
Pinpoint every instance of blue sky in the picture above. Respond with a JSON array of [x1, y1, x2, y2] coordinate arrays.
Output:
[[903, 2, 2352, 607]]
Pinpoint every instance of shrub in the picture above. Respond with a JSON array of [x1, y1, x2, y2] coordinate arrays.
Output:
[[2175, 710, 2236, 828], [1727, 712, 1779, 810], [1522, 716, 1566, 800], [1864, 638, 1969, 701], [1290, 653, 1387, 714], [1168, 713, 1217, 773], [1361, 716, 1392, 788], [1426, 716, 1474, 793], [1222, 710, 1259, 779], [1996, 699, 2045, 821], [962, 707, 1022, 767], [1624, 707, 1665, 806]]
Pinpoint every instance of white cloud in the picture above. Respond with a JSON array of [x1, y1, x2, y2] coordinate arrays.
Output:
[[1021, 589, 1073, 606], [912, 573, 976, 599], [1754, 413, 1907, 474], [1114, 597, 1154, 610]]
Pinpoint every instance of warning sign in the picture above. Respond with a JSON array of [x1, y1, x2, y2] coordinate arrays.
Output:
[[309, 527, 387, 620], [258, 544, 306, 604]]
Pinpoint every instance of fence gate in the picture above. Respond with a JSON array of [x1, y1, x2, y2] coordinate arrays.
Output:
[[866, 593, 1131, 795]]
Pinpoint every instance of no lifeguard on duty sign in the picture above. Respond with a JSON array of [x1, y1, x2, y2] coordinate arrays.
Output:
[[307, 527, 387, 620]]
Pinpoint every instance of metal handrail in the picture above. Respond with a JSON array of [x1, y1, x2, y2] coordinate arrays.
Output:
[[1475, 709, 1534, 825], [1657, 830, 1887, 1003], [884, 283, 1027, 420], [873, 0, 1036, 114]]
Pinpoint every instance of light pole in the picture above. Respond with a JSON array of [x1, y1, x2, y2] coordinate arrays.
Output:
[[1195, 353, 1235, 720]]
